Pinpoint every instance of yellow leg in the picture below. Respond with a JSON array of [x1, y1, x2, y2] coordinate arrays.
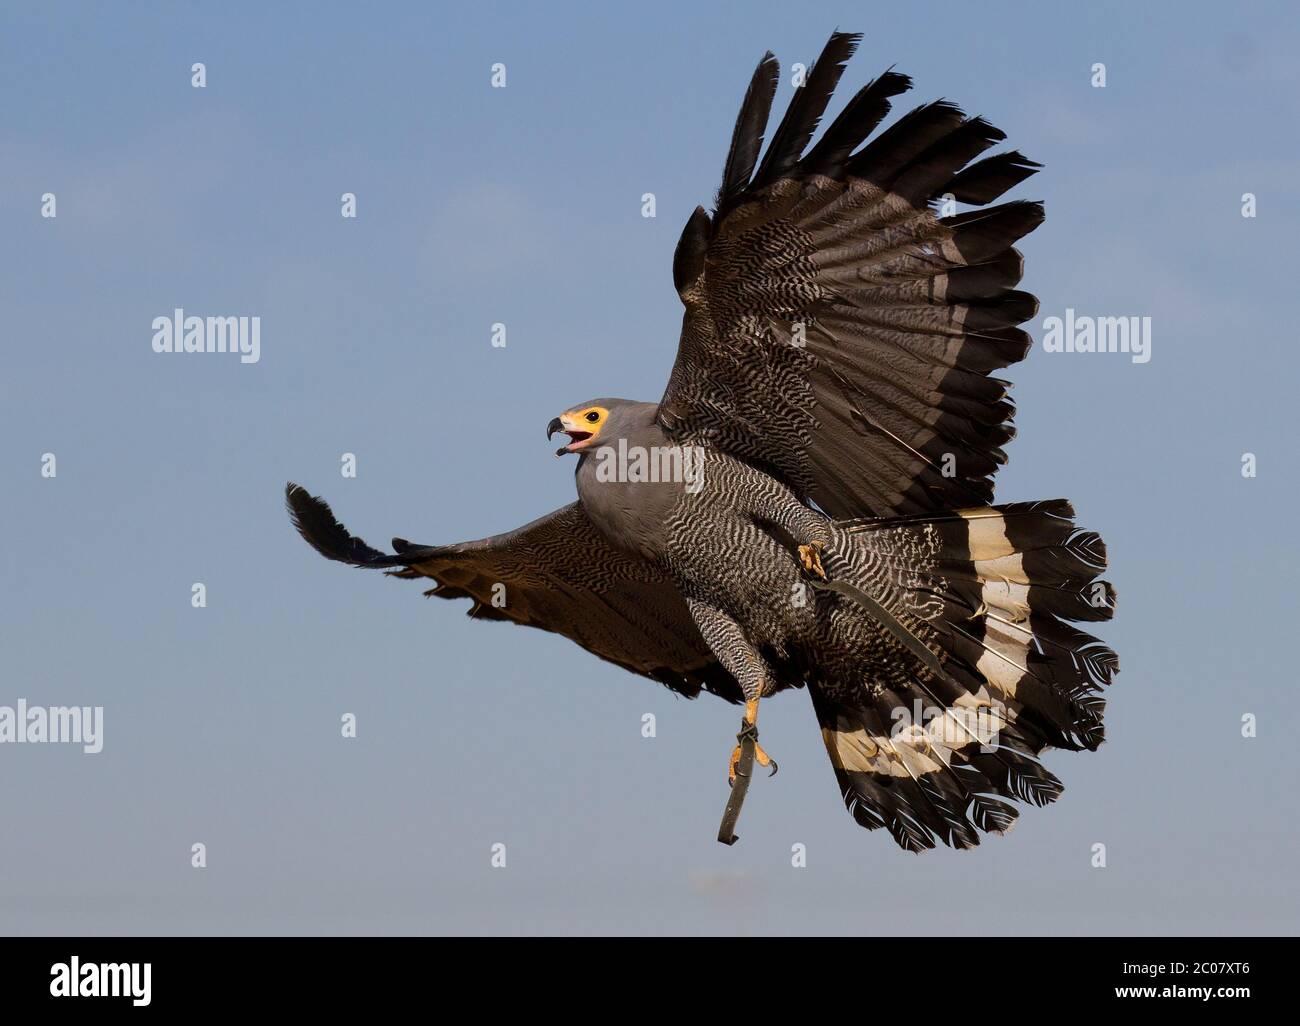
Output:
[[728, 698, 776, 784]]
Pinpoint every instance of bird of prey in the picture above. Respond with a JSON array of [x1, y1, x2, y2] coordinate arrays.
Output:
[[287, 31, 1117, 852]]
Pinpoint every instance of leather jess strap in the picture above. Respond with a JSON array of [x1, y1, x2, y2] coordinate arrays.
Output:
[[717, 721, 760, 845]]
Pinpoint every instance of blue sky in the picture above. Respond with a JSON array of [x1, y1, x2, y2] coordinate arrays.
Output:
[[2, 1, 1298, 934]]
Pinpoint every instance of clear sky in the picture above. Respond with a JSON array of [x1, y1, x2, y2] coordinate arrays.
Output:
[[2, 0, 1297, 935]]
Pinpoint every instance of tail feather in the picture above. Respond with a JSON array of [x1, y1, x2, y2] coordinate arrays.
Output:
[[814, 498, 1116, 851]]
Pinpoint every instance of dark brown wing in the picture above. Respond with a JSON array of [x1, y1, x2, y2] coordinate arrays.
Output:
[[658, 31, 1044, 519], [285, 484, 740, 702]]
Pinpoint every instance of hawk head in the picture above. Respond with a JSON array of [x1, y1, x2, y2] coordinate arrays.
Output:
[[547, 398, 647, 457]]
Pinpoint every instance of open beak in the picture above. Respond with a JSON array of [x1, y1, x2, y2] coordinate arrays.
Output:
[[547, 415, 594, 456]]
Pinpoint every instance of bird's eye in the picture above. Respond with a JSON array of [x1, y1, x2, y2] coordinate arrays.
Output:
[[585, 411, 600, 423]]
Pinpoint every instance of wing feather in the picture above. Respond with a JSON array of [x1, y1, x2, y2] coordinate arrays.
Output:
[[285, 484, 741, 702], [658, 36, 1044, 519]]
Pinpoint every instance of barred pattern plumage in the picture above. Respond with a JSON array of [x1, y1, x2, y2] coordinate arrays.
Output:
[[285, 31, 1118, 852]]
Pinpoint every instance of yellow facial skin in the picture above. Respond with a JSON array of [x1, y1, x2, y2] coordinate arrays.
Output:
[[558, 406, 608, 452]]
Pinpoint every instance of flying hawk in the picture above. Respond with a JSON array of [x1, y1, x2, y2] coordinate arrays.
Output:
[[287, 32, 1117, 852]]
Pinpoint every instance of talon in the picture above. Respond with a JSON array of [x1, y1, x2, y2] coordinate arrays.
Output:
[[728, 744, 744, 786], [729, 734, 776, 784], [752, 742, 775, 771], [728, 699, 774, 786], [798, 541, 827, 580]]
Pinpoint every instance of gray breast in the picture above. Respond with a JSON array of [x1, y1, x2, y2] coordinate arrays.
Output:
[[575, 414, 695, 564]]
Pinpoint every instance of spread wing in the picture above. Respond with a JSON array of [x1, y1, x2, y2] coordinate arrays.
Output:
[[285, 484, 741, 702], [658, 31, 1044, 519]]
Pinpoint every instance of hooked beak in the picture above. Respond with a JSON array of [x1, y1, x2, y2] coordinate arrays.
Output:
[[547, 414, 594, 456]]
